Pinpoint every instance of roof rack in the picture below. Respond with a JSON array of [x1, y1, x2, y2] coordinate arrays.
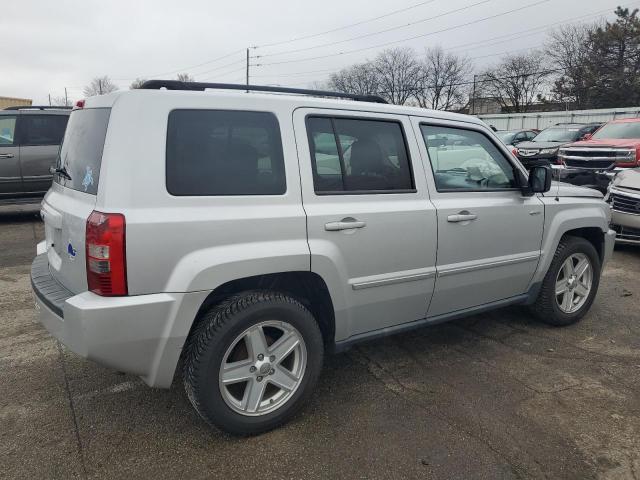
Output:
[[139, 80, 388, 104], [4, 105, 72, 111]]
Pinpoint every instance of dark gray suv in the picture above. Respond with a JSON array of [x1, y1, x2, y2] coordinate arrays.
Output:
[[0, 106, 70, 204]]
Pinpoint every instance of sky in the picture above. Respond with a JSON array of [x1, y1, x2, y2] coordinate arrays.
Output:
[[0, 0, 626, 104]]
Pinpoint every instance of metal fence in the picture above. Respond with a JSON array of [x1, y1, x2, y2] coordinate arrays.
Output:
[[478, 106, 640, 130]]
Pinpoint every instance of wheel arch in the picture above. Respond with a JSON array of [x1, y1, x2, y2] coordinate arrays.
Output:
[[187, 271, 336, 350]]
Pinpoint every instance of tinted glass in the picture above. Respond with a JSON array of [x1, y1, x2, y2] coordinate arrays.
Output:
[[592, 122, 640, 140], [55, 108, 110, 195], [307, 116, 414, 193], [21, 115, 69, 145], [0, 116, 16, 145], [166, 110, 286, 196], [420, 125, 517, 191], [533, 127, 581, 142]]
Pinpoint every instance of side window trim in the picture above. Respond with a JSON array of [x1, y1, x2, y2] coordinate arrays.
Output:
[[305, 113, 417, 196], [419, 121, 522, 194]]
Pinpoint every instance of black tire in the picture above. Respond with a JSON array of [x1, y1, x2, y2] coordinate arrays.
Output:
[[530, 236, 601, 326], [182, 290, 324, 435]]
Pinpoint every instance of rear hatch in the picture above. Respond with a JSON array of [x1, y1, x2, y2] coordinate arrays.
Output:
[[42, 107, 110, 294]]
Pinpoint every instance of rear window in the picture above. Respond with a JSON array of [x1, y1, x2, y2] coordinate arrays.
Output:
[[55, 108, 110, 195], [166, 110, 286, 196]]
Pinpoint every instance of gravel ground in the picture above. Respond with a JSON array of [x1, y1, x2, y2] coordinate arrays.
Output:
[[1, 205, 639, 480]]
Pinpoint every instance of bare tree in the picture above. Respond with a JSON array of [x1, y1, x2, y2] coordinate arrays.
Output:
[[373, 47, 421, 105], [129, 78, 147, 89], [480, 51, 551, 113], [546, 24, 594, 108], [415, 46, 472, 110], [176, 73, 194, 82], [327, 62, 379, 96], [83, 76, 118, 97]]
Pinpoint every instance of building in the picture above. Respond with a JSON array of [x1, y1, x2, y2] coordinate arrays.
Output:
[[0, 96, 32, 109]]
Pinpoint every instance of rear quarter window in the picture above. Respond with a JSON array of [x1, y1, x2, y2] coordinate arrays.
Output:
[[55, 108, 110, 195], [166, 110, 286, 196]]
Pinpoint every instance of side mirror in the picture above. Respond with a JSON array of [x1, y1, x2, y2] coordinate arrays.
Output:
[[522, 165, 552, 196]]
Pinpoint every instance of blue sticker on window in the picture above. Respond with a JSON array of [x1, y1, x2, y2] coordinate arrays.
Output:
[[82, 166, 94, 192]]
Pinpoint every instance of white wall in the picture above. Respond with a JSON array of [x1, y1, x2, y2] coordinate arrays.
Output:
[[478, 106, 640, 130]]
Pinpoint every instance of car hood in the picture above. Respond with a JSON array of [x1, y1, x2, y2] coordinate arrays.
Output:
[[542, 181, 604, 198], [516, 141, 565, 150], [567, 138, 640, 149], [611, 168, 640, 190]]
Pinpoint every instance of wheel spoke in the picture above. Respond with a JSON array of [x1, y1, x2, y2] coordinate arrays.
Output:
[[221, 360, 253, 385], [242, 379, 267, 413], [269, 331, 299, 362], [245, 326, 268, 360], [269, 366, 298, 391], [574, 283, 589, 297], [555, 279, 568, 296], [561, 290, 574, 311], [561, 258, 573, 279], [574, 258, 590, 279]]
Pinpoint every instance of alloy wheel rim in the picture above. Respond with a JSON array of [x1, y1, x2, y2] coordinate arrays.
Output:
[[555, 253, 593, 314], [218, 320, 307, 416]]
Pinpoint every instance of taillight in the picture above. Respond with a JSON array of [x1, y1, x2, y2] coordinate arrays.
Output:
[[86, 211, 127, 296], [74, 99, 85, 109]]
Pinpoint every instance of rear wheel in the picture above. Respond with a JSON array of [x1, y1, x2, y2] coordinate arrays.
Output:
[[182, 290, 323, 435], [530, 236, 601, 326]]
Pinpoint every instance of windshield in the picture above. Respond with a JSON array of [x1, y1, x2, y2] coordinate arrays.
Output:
[[592, 122, 640, 140], [533, 127, 581, 143], [496, 131, 516, 144], [55, 108, 110, 195]]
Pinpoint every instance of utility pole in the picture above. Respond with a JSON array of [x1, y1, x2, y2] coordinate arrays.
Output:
[[48, 94, 51, 106], [246, 48, 250, 86], [64, 87, 68, 107]]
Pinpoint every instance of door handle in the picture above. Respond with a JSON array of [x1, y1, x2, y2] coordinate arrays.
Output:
[[325, 218, 366, 231], [447, 212, 477, 223], [0, 153, 14, 159]]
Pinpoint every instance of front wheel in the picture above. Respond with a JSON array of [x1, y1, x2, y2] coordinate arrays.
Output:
[[182, 290, 324, 435], [530, 236, 601, 326]]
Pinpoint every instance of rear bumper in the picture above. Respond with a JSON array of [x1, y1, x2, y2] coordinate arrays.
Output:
[[30, 253, 206, 388]]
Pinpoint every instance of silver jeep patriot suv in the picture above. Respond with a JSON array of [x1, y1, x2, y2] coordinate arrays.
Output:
[[31, 81, 615, 435]]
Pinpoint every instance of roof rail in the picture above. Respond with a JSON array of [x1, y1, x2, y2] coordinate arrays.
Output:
[[139, 80, 388, 104], [4, 105, 72, 111]]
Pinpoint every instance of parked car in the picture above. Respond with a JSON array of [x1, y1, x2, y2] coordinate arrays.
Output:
[[605, 168, 640, 244], [0, 106, 70, 204], [32, 81, 615, 435], [514, 123, 603, 168], [557, 118, 640, 192], [496, 129, 538, 147]]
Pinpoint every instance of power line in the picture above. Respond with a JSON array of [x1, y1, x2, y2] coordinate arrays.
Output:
[[191, 58, 246, 78], [199, 66, 246, 82], [254, 0, 493, 59], [143, 49, 246, 78], [253, 0, 440, 49], [256, 0, 552, 66]]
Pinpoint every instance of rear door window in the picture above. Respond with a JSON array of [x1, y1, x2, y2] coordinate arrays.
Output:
[[55, 108, 110, 195], [21, 115, 69, 145], [306, 116, 414, 193], [166, 110, 286, 196]]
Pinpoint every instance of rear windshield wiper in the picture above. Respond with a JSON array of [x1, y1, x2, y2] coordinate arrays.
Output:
[[50, 165, 72, 181]]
